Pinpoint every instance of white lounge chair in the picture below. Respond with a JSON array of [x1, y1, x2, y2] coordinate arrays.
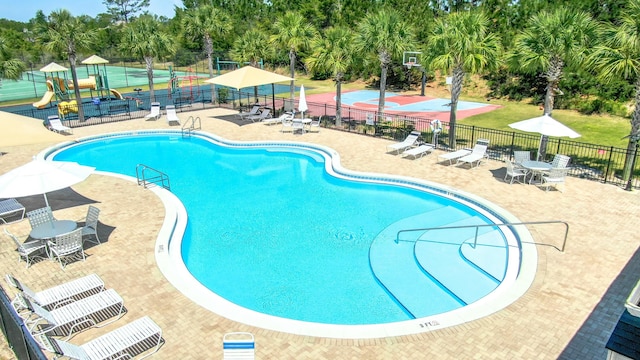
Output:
[[263, 112, 292, 126], [43, 316, 164, 360], [23, 288, 125, 339], [81, 205, 101, 245], [3, 228, 46, 268], [223, 332, 255, 360], [387, 131, 421, 154], [437, 149, 472, 165], [0, 198, 25, 224], [247, 108, 271, 123], [402, 144, 434, 159], [47, 228, 85, 270], [166, 105, 180, 126], [144, 102, 161, 121], [457, 142, 489, 168], [237, 105, 261, 121], [47, 115, 73, 135], [6, 273, 104, 312], [504, 159, 527, 184]]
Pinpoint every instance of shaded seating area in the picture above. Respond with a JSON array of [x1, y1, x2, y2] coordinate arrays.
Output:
[[43, 316, 164, 360], [236, 105, 260, 121], [247, 108, 271, 123]]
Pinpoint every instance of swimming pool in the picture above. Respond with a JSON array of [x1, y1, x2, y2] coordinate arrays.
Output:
[[46, 130, 537, 338]]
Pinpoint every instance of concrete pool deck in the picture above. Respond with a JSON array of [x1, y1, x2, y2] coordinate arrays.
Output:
[[0, 108, 638, 359]]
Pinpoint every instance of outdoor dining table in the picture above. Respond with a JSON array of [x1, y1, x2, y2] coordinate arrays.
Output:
[[521, 160, 552, 184], [30, 220, 77, 241]]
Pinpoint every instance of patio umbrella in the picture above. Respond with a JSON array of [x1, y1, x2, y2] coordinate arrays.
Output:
[[204, 66, 294, 111], [0, 159, 95, 207], [298, 84, 308, 119], [508, 114, 581, 160]]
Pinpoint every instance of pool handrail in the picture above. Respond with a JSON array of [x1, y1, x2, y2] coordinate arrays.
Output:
[[396, 220, 570, 252]]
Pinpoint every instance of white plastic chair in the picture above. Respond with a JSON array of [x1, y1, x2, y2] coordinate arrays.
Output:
[[541, 167, 570, 192], [43, 316, 164, 360], [504, 159, 527, 184], [48, 228, 85, 270], [3, 228, 46, 268], [281, 118, 294, 133], [81, 205, 101, 245], [27, 207, 55, 230], [144, 102, 161, 121], [308, 117, 321, 132]]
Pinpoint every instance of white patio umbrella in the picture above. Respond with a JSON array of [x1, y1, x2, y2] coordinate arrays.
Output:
[[508, 114, 581, 160], [0, 159, 95, 207], [298, 84, 308, 119]]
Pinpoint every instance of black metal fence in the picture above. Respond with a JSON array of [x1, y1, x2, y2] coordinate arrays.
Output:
[[0, 286, 47, 359], [2, 86, 638, 190]]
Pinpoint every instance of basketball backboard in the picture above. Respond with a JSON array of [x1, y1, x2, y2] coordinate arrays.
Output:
[[403, 51, 422, 68]]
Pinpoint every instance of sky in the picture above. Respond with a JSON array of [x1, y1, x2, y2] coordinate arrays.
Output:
[[0, 0, 182, 22]]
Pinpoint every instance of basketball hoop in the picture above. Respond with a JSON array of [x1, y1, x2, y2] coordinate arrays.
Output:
[[406, 62, 414, 69]]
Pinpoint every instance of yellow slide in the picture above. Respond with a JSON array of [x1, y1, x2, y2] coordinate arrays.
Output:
[[109, 88, 124, 100], [32, 91, 55, 109]]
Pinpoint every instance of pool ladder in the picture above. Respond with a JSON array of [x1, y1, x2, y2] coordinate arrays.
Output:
[[182, 116, 201, 137], [136, 164, 170, 191], [396, 220, 570, 252]]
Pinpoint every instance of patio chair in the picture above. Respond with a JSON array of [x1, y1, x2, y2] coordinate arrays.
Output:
[[166, 105, 180, 126], [144, 102, 161, 121], [387, 131, 421, 154], [513, 151, 532, 177], [247, 108, 271, 123], [223, 332, 255, 360], [23, 288, 125, 339], [47, 228, 85, 270], [457, 141, 489, 168], [5, 273, 104, 312], [308, 116, 321, 133], [541, 167, 570, 192], [504, 159, 527, 184], [81, 205, 101, 245], [27, 206, 55, 230], [237, 105, 261, 121], [263, 112, 292, 126], [0, 198, 26, 224], [280, 117, 294, 133], [3, 228, 46, 268], [401, 144, 435, 159], [551, 154, 571, 168], [42, 316, 164, 360], [47, 116, 73, 135], [292, 119, 305, 134]]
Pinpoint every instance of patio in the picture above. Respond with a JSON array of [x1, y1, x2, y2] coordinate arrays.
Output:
[[0, 108, 638, 359]]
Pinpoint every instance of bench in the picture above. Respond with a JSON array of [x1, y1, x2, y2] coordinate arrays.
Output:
[[108, 101, 131, 118], [0, 199, 26, 224]]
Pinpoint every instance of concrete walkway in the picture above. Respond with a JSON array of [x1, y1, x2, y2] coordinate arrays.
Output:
[[0, 108, 638, 359]]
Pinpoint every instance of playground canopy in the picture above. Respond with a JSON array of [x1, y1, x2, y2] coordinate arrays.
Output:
[[40, 62, 68, 72], [204, 66, 293, 89], [81, 55, 109, 65]]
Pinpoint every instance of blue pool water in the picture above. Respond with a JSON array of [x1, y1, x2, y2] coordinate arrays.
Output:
[[53, 134, 510, 325]]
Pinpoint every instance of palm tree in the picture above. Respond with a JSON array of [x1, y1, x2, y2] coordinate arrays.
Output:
[[230, 29, 272, 101], [509, 8, 599, 116], [120, 15, 175, 102], [428, 11, 501, 148], [0, 36, 25, 82], [270, 12, 317, 105], [355, 9, 414, 118], [589, 0, 640, 186], [40, 10, 97, 122], [307, 27, 354, 127], [182, 5, 232, 103]]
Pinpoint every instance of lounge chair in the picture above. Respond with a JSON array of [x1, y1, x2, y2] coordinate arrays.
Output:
[[387, 131, 421, 154], [223, 332, 255, 360], [0, 198, 26, 224], [237, 105, 261, 121], [437, 149, 472, 165], [23, 288, 125, 339], [6, 273, 104, 312], [457, 142, 489, 168], [3, 228, 46, 268], [263, 112, 292, 126], [504, 159, 527, 184], [541, 167, 570, 192], [166, 105, 180, 126], [42, 316, 164, 360], [81, 205, 101, 245], [144, 102, 161, 121], [47, 228, 85, 270], [247, 109, 271, 123], [402, 144, 434, 159], [47, 116, 73, 135]]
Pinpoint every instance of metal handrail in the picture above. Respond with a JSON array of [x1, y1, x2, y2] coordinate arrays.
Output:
[[395, 220, 570, 252], [136, 164, 170, 191], [182, 116, 201, 137]]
